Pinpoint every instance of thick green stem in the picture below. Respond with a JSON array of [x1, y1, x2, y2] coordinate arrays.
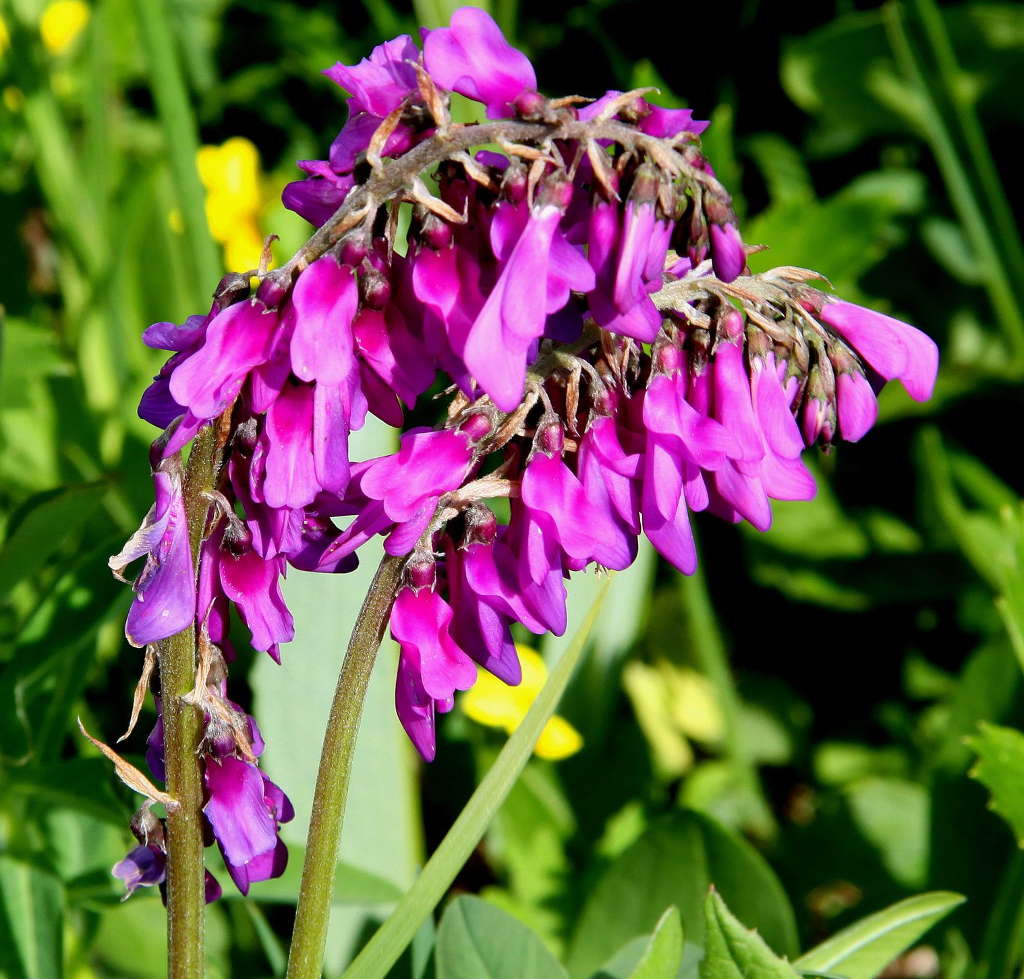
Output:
[[286, 553, 407, 979], [158, 426, 219, 979], [160, 624, 206, 978]]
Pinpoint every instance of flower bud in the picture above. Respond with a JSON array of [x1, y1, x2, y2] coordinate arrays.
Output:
[[537, 173, 573, 212], [255, 268, 293, 309], [501, 159, 529, 204], [656, 343, 683, 374], [416, 206, 453, 250], [801, 362, 837, 445], [717, 309, 744, 344], [463, 503, 498, 545], [360, 262, 392, 309], [709, 222, 745, 282], [338, 234, 368, 267], [539, 422, 565, 455], [130, 804, 165, 847], [513, 89, 546, 120], [212, 272, 250, 311], [406, 554, 437, 591], [628, 164, 660, 208], [460, 413, 492, 441]]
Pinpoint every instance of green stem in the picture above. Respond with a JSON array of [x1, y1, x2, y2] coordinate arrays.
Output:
[[978, 850, 1024, 979], [908, 0, 1024, 297], [286, 553, 407, 979], [883, 3, 1024, 365], [159, 426, 219, 979], [133, 0, 221, 302], [342, 580, 609, 979], [678, 562, 776, 841]]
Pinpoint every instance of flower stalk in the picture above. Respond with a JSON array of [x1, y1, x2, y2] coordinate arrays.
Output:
[[158, 425, 220, 979], [286, 553, 407, 979]]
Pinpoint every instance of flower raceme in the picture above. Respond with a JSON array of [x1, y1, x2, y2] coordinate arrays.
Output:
[[109, 7, 939, 900]]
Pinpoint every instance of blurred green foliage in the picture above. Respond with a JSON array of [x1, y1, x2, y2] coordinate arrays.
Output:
[[1, 0, 1023, 976]]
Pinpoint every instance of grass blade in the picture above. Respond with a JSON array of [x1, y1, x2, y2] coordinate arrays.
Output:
[[133, 0, 221, 300], [341, 578, 612, 979]]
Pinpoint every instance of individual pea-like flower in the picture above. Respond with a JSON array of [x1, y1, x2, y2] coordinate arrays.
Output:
[[204, 756, 294, 896], [423, 7, 538, 118], [109, 456, 195, 647]]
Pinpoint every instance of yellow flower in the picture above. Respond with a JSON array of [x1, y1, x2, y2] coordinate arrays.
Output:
[[196, 137, 267, 272], [40, 0, 90, 55], [0, 17, 10, 56], [462, 645, 583, 761]]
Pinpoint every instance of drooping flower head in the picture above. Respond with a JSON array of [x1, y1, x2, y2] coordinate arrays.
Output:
[[110, 4, 940, 884]]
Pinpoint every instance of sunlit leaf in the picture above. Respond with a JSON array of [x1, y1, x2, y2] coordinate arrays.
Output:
[[0, 855, 63, 979], [565, 810, 798, 979], [699, 890, 798, 979], [436, 895, 567, 979], [966, 722, 1024, 844], [629, 906, 684, 979], [795, 892, 964, 979]]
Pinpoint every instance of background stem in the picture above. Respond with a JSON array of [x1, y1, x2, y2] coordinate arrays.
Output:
[[158, 426, 219, 979], [286, 553, 407, 979], [678, 561, 776, 841]]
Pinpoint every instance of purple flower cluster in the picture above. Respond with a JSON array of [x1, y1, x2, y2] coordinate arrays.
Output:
[[110, 7, 938, 896]]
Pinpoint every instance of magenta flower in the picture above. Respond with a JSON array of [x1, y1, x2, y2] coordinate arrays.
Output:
[[464, 198, 593, 410], [166, 299, 279, 455], [219, 548, 294, 662], [283, 163, 356, 226], [118, 8, 942, 788], [109, 459, 195, 647], [520, 442, 635, 572], [818, 300, 939, 402], [358, 428, 475, 553], [578, 90, 708, 139], [112, 844, 166, 897], [423, 7, 537, 118], [708, 222, 746, 282], [324, 35, 420, 117], [391, 584, 478, 759], [836, 369, 879, 442], [138, 313, 208, 428], [203, 756, 293, 896]]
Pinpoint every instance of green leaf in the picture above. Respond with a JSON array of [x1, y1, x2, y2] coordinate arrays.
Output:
[[795, 892, 965, 979], [565, 810, 798, 979], [0, 481, 109, 601], [629, 906, 684, 979], [436, 895, 568, 979], [965, 722, 1024, 843], [843, 777, 928, 889], [700, 890, 799, 979], [0, 855, 64, 979], [745, 169, 925, 297], [342, 578, 611, 979]]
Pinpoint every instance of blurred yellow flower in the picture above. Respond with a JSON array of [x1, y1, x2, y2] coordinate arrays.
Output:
[[622, 660, 724, 779], [462, 645, 583, 761], [196, 137, 267, 273], [3, 87, 23, 112], [0, 17, 10, 56], [40, 0, 90, 55]]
